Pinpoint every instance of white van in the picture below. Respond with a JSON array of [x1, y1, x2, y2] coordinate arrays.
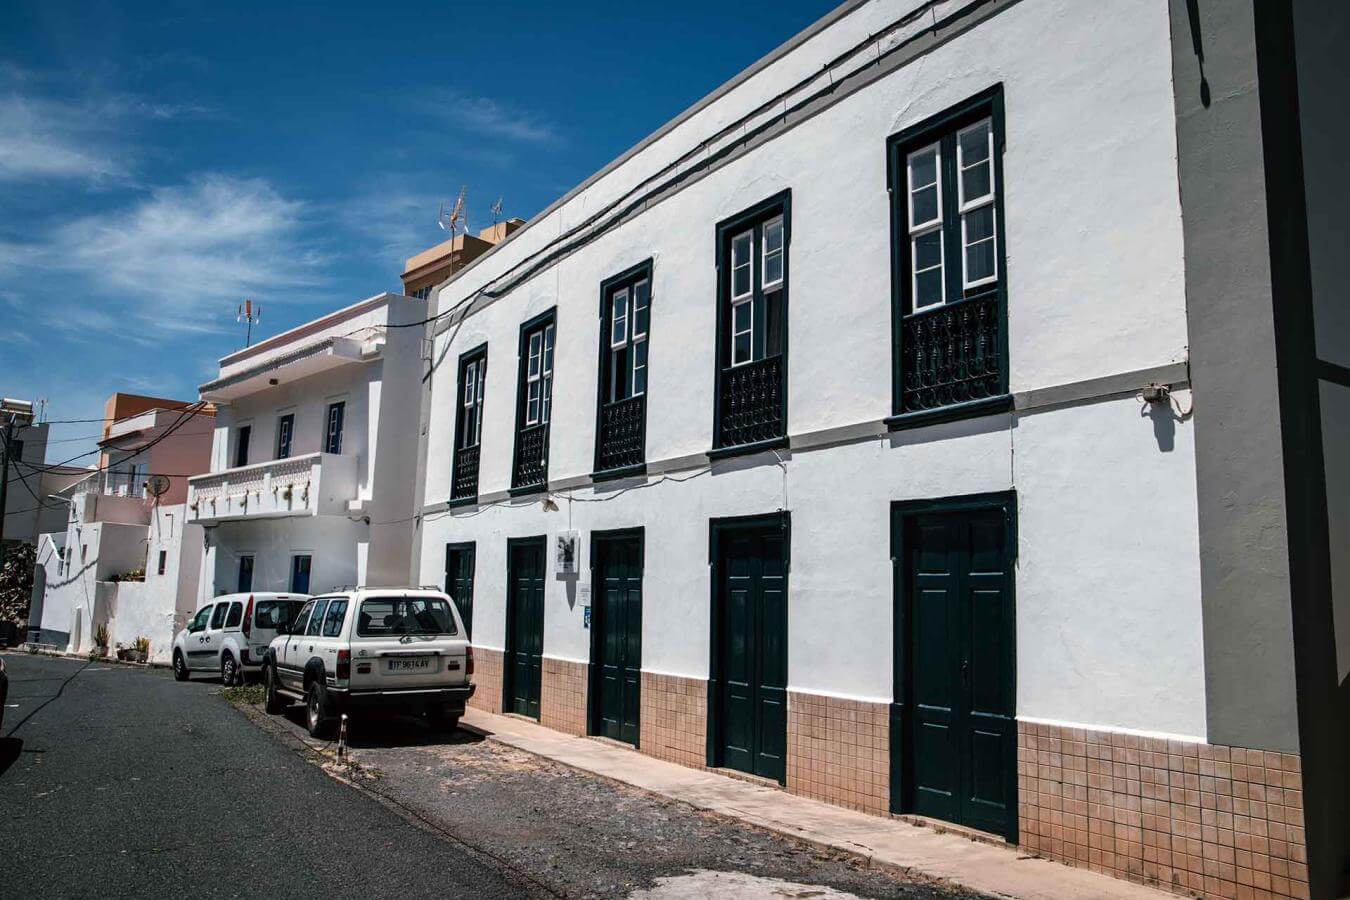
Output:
[[262, 588, 474, 737], [172, 593, 310, 684]]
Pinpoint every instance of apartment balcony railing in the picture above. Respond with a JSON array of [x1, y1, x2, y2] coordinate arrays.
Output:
[[450, 444, 480, 502], [595, 395, 645, 475], [79, 469, 150, 499], [186, 452, 358, 525], [899, 291, 1003, 414], [716, 354, 785, 450], [511, 423, 549, 493]]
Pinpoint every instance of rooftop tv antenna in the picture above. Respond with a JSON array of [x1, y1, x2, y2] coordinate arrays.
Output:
[[237, 299, 262, 347], [490, 196, 504, 225], [438, 186, 468, 238]]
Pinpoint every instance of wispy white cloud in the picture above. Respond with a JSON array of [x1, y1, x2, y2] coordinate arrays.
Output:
[[0, 66, 217, 185], [3, 174, 328, 334], [0, 94, 132, 184], [419, 89, 561, 144]]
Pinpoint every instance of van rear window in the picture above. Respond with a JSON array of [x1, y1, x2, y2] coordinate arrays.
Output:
[[254, 600, 305, 630], [356, 597, 457, 637]]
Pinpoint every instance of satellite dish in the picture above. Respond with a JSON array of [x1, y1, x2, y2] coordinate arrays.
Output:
[[146, 474, 172, 498]]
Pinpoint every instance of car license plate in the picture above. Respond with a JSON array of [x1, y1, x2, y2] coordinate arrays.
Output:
[[388, 657, 433, 672]]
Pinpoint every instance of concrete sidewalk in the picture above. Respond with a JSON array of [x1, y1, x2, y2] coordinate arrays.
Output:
[[462, 708, 1171, 900]]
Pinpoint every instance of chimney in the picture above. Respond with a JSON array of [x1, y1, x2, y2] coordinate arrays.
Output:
[[400, 217, 527, 299]]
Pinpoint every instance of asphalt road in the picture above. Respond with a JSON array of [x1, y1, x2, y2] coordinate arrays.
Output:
[[0, 652, 540, 898]]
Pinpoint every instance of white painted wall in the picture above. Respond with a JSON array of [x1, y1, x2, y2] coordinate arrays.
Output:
[[202, 515, 367, 598], [414, 0, 1207, 738]]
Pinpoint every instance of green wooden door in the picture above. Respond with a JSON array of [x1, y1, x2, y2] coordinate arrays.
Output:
[[593, 533, 643, 746], [895, 502, 1015, 839], [506, 538, 545, 719], [716, 524, 787, 782], [445, 543, 475, 639]]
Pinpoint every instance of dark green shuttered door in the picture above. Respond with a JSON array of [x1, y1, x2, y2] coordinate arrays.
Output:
[[713, 518, 787, 783], [505, 538, 545, 719], [893, 497, 1016, 839], [444, 543, 475, 639], [591, 532, 643, 746]]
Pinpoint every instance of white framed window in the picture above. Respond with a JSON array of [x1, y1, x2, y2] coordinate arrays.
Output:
[[461, 356, 485, 448], [957, 118, 997, 288], [730, 228, 755, 366], [730, 230, 753, 302], [610, 287, 629, 349], [907, 142, 944, 310], [731, 300, 753, 366], [606, 278, 650, 400], [762, 215, 784, 290], [630, 278, 649, 395], [525, 323, 555, 425]]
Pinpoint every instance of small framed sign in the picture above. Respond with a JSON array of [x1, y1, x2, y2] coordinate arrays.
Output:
[[555, 530, 579, 576]]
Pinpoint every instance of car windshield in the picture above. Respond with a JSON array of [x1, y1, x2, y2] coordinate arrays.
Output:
[[254, 599, 305, 630], [356, 597, 457, 637]]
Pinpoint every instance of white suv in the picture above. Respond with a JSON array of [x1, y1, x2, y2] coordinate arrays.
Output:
[[172, 593, 310, 685], [261, 588, 475, 738]]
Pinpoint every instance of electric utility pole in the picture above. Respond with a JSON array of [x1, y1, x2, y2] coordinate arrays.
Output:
[[0, 398, 35, 569]]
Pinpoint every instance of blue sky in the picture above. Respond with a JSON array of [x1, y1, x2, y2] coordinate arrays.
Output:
[[0, 0, 833, 463]]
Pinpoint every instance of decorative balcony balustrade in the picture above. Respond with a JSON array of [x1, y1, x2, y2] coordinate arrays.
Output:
[[451, 444, 480, 501], [512, 423, 549, 492], [186, 452, 357, 524], [900, 292, 1003, 414], [717, 354, 785, 449], [595, 395, 645, 474]]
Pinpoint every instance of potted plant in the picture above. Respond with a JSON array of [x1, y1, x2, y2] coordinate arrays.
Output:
[[93, 623, 110, 657], [131, 636, 150, 664]]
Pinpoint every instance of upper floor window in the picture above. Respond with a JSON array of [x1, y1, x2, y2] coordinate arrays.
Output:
[[606, 273, 650, 401], [595, 260, 652, 476], [889, 86, 1008, 422], [234, 425, 251, 468], [324, 401, 345, 454], [451, 344, 487, 503], [714, 191, 790, 453], [511, 308, 556, 493], [276, 413, 294, 460], [525, 323, 555, 426]]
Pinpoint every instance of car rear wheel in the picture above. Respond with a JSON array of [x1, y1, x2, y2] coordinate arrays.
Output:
[[221, 653, 239, 687], [264, 663, 285, 715], [305, 682, 334, 739], [427, 704, 461, 733], [172, 651, 189, 682]]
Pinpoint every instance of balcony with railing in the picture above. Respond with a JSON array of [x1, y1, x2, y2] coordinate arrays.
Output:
[[186, 452, 358, 525], [450, 444, 480, 502], [511, 423, 549, 493], [897, 291, 1005, 417], [595, 395, 645, 476], [716, 354, 785, 452]]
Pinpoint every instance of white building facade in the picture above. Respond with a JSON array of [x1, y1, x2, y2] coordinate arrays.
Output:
[[29, 398, 214, 655], [411, 2, 1348, 898], [189, 293, 427, 599], [33, 496, 202, 663]]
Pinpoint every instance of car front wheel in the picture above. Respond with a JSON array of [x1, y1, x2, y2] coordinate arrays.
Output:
[[172, 651, 189, 682]]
